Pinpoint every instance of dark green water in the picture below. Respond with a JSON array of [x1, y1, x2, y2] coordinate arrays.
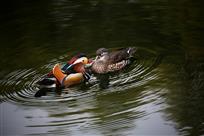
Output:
[[0, 0, 204, 135]]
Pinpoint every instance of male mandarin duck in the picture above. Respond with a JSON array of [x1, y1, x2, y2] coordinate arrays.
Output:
[[89, 47, 136, 74], [37, 53, 91, 89], [53, 57, 91, 88], [35, 54, 91, 97]]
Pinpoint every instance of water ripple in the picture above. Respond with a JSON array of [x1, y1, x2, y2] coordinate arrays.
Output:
[[0, 49, 167, 135]]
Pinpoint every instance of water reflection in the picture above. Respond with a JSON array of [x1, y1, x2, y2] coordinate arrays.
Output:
[[0, 0, 204, 135], [159, 0, 204, 135], [92, 88, 144, 135]]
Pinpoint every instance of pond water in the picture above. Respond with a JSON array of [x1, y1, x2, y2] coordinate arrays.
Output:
[[0, 0, 204, 136]]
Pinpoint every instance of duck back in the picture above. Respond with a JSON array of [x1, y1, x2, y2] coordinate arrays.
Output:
[[108, 47, 136, 63]]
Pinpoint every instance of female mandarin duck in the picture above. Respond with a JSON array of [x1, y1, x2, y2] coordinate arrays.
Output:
[[89, 47, 136, 74]]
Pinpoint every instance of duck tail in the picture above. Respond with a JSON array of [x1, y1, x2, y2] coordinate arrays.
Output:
[[127, 47, 137, 57]]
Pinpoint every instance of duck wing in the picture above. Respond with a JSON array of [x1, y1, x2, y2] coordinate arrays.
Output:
[[107, 60, 130, 72], [108, 47, 136, 63]]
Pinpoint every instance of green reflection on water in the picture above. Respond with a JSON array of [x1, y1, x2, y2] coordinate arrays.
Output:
[[0, 0, 204, 135]]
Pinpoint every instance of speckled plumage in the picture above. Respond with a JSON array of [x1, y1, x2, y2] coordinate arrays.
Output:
[[91, 47, 136, 74]]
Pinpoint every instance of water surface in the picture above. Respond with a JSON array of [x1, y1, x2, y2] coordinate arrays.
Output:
[[0, 0, 204, 136]]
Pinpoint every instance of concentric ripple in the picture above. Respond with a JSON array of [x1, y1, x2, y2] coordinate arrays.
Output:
[[0, 49, 162, 105], [0, 49, 170, 135]]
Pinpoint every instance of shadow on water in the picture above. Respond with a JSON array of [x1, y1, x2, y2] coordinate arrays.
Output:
[[0, 0, 204, 135]]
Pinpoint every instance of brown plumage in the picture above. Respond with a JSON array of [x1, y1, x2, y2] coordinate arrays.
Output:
[[91, 47, 136, 74]]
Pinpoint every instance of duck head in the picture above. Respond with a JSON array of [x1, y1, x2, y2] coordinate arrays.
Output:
[[84, 48, 109, 68], [95, 48, 109, 60], [73, 57, 89, 65], [37, 56, 89, 89], [86, 48, 110, 74]]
